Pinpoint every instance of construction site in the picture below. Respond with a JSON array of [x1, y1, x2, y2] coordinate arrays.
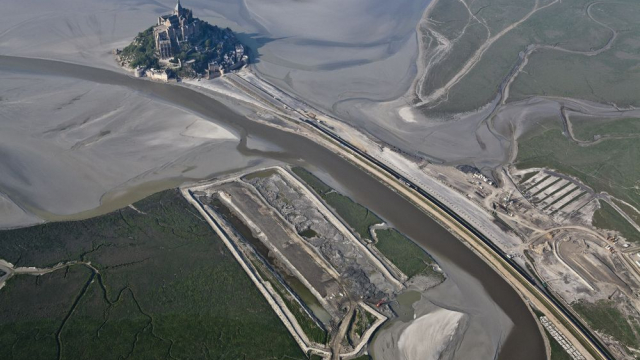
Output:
[[181, 166, 439, 359], [418, 162, 640, 359]]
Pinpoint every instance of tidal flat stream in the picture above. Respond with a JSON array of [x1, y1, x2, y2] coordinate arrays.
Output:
[[0, 56, 545, 360]]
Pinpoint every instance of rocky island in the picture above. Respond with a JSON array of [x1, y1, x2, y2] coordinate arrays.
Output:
[[116, 0, 248, 81]]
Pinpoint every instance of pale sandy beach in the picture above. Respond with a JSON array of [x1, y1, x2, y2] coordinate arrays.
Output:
[[398, 308, 466, 360]]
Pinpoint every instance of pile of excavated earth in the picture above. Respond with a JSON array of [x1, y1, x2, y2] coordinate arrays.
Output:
[[245, 171, 400, 301]]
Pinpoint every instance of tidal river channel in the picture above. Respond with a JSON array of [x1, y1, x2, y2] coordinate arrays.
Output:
[[0, 56, 546, 360]]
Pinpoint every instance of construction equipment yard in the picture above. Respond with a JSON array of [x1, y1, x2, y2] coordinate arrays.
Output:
[[440, 164, 640, 358]]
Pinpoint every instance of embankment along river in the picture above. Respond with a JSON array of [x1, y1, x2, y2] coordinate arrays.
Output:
[[0, 55, 545, 360]]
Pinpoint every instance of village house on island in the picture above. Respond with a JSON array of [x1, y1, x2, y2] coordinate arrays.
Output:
[[116, 0, 248, 81]]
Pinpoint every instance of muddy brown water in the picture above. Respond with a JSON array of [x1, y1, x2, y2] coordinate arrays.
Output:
[[0, 56, 546, 360]]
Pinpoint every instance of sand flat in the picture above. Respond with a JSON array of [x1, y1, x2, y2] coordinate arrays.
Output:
[[0, 193, 42, 228], [0, 70, 246, 226]]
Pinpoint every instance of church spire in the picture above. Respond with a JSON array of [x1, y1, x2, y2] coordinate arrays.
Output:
[[174, 0, 183, 15]]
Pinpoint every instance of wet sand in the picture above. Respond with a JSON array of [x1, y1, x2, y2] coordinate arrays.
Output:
[[0, 192, 42, 229], [0, 0, 431, 110], [0, 69, 255, 227], [0, 56, 545, 360]]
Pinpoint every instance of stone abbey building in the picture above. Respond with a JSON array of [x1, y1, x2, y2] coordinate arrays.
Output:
[[154, 0, 202, 59]]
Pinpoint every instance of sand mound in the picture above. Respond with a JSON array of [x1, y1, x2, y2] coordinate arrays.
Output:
[[398, 308, 465, 360]]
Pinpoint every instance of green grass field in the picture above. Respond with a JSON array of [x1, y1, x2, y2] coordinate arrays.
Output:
[[0, 266, 93, 360], [613, 199, 640, 225], [291, 167, 332, 195], [515, 123, 640, 209], [322, 192, 382, 241], [374, 229, 443, 280], [510, 1, 640, 108], [0, 190, 305, 360], [592, 201, 639, 244], [420, 0, 621, 114], [573, 300, 640, 349], [572, 117, 640, 141]]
